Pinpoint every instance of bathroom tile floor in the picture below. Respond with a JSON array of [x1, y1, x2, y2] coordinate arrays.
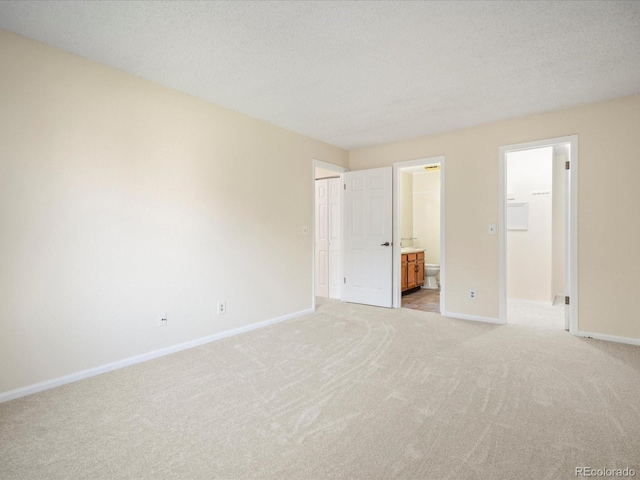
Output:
[[401, 287, 440, 313]]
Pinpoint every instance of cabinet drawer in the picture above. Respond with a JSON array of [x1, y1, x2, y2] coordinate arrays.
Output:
[[417, 252, 424, 261], [407, 253, 417, 261]]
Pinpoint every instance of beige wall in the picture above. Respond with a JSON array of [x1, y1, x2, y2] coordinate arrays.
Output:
[[350, 95, 640, 339], [315, 166, 340, 179], [400, 171, 413, 244], [412, 170, 440, 265], [0, 30, 348, 395]]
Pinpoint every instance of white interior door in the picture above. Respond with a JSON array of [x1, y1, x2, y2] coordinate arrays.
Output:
[[315, 179, 329, 298], [328, 178, 342, 299], [343, 167, 393, 307]]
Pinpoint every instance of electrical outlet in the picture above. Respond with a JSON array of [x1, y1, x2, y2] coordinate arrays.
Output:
[[158, 313, 167, 327], [469, 290, 476, 300], [217, 301, 226, 315]]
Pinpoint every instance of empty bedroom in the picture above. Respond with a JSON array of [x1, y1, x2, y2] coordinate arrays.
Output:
[[1, 1, 640, 479]]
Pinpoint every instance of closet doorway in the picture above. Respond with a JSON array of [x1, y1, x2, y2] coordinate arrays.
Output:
[[313, 160, 347, 305], [499, 135, 578, 333]]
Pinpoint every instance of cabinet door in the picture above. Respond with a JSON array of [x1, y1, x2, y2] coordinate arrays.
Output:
[[407, 259, 416, 289], [401, 255, 408, 291], [416, 252, 425, 286], [417, 259, 424, 286]]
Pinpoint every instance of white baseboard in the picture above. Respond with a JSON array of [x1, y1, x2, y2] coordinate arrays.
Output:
[[508, 298, 555, 306], [576, 330, 640, 347], [441, 311, 505, 325], [0, 308, 313, 404]]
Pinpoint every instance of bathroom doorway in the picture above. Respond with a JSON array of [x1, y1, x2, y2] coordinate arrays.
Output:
[[499, 136, 578, 333], [392, 156, 445, 313]]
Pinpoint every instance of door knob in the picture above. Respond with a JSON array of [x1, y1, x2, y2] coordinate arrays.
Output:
[[381, 242, 390, 246]]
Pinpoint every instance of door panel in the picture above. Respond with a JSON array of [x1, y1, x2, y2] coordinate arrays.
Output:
[[407, 258, 416, 289], [315, 180, 329, 298], [343, 167, 393, 307], [328, 178, 342, 299], [417, 255, 425, 286]]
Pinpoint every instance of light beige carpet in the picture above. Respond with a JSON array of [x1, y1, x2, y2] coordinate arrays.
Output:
[[1, 298, 639, 479], [507, 298, 566, 330]]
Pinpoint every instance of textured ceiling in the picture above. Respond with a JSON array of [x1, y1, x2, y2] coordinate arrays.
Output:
[[1, 1, 639, 150]]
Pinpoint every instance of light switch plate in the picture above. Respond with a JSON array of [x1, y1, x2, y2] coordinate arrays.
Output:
[[488, 224, 496, 235]]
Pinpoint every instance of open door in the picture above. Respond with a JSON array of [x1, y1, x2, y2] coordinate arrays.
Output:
[[343, 167, 393, 307]]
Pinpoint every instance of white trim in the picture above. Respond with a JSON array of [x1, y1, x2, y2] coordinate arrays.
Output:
[[312, 160, 348, 311], [498, 135, 578, 333], [392, 156, 445, 312], [568, 138, 579, 334], [508, 298, 555, 306], [0, 308, 312, 404], [576, 330, 640, 347], [441, 311, 505, 325]]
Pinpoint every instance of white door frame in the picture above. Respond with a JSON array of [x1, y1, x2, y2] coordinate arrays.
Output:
[[498, 135, 578, 333], [392, 156, 446, 310], [312, 159, 348, 311]]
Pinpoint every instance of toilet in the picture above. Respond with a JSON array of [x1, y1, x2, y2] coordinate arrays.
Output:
[[424, 263, 440, 290]]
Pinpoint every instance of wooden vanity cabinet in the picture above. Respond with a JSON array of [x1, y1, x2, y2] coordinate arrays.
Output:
[[401, 251, 425, 292]]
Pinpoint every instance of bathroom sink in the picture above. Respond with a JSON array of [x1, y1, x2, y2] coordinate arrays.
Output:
[[401, 247, 425, 254]]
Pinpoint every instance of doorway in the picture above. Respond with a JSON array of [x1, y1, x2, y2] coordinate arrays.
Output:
[[312, 160, 347, 309], [393, 156, 445, 312], [499, 136, 578, 333], [315, 177, 341, 299]]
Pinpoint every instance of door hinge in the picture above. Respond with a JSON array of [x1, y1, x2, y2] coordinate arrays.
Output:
[[565, 161, 570, 170], [344, 277, 346, 284], [565, 296, 570, 305], [343, 183, 346, 190]]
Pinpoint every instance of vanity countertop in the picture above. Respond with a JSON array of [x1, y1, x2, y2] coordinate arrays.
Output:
[[401, 247, 426, 254]]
